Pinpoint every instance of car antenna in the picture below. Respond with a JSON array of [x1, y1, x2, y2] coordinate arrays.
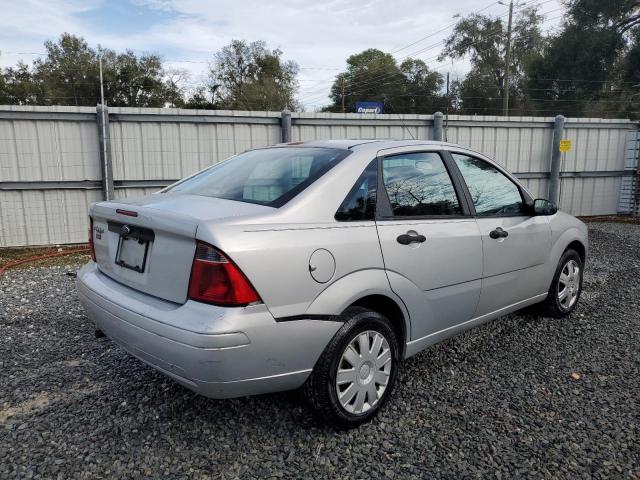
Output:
[[383, 98, 416, 140]]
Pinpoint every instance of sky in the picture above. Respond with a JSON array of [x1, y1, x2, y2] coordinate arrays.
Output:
[[0, 0, 564, 110]]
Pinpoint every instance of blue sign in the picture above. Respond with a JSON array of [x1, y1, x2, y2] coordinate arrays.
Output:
[[355, 101, 383, 114]]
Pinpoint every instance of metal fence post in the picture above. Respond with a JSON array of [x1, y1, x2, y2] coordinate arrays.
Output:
[[548, 114, 565, 205], [281, 109, 292, 143], [433, 112, 443, 141], [96, 104, 114, 200]]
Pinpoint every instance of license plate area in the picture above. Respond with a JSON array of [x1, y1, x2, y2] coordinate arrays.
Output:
[[112, 223, 155, 273]]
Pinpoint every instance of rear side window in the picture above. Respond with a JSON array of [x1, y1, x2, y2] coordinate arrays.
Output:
[[335, 160, 377, 221], [381, 152, 462, 216], [451, 154, 526, 216], [165, 147, 350, 207]]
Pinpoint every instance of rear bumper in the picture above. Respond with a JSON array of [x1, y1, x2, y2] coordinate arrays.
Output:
[[76, 262, 341, 398]]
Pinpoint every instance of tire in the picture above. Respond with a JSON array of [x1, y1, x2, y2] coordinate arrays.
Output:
[[303, 307, 400, 428], [541, 248, 584, 318]]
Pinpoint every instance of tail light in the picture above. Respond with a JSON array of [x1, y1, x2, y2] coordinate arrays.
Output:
[[88, 217, 96, 262], [188, 241, 261, 306]]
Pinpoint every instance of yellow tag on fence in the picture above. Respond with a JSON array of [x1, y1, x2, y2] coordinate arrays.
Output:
[[559, 139, 572, 153]]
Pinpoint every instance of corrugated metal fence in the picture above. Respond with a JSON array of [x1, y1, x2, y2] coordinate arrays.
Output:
[[0, 105, 637, 247], [619, 131, 640, 215]]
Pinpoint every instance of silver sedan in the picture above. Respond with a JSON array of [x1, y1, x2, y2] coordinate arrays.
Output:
[[77, 139, 587, 427]]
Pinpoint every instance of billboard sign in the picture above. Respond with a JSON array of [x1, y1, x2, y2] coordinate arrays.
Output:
[[355, 101, 384, 114]]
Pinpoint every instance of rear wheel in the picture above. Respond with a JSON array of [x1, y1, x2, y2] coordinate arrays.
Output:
[[303, 307, 399, 428], [541, 249, 583, 318]]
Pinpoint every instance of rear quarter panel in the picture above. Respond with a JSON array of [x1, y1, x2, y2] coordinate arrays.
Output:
[[196, 221, 389, 319]]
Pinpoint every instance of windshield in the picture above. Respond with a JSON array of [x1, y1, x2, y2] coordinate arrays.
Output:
[[164, 147, 350, 207]]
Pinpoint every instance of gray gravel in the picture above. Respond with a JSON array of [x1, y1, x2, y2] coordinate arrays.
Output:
[[1, 221, 639, 479]]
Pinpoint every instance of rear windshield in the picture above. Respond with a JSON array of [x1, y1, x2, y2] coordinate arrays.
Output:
[[164, 147, 350, 207]]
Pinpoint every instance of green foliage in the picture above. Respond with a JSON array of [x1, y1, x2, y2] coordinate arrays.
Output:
[[621, 29, 640, 85], [33, 34, 102, 106], [440, 8, 545, 115], [0, 33, 181, 107], [182, 87, 218, 109], [203, 40, 299, 110], [103, 51, 180, 107], [567, 0, 640, 33], [325, 49, 445, 113], [523, 0, 640, 117], [524, 25, 622, 116], [0, 35, 298, 110], [0, 62, 46, 104], [398, 58, 446, 112]]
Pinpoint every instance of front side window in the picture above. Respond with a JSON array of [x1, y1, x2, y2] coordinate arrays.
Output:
[[335, 160, 377, 221], [165, 147, 350, 207], [382, 152, 462, 217], [451, 154, 526, 216]]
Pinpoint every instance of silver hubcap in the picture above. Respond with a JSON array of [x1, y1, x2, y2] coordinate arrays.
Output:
[[558, 259, 581, 310], [336, 330, 392, 415]]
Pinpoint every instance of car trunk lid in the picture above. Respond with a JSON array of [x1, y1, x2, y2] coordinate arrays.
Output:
[[90, 193, 273, 304]]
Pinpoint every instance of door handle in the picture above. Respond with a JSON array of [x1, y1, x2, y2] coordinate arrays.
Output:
[[396, 233, 427, 245], [489, 227, 509, 239]]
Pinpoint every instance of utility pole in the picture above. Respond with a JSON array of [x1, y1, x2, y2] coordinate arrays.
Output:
[[445, 72, 450, 142], [500, 0, 514, 116], [98, 45, 106, 107], [97, 45, 111, 200], [341, 76, 346, 113]]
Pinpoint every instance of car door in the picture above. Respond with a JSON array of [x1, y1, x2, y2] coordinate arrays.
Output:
[[375, 149, 483, 342], [448, 152, 552, 316]]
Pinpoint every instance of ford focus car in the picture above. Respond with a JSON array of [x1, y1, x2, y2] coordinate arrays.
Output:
[[77, 140, 587, 427]]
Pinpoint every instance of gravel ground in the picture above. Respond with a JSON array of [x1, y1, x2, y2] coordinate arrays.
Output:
[[1, 222, 639, 479]]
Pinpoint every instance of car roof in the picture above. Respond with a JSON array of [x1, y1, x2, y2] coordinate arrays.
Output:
[[280, 139, 460, 152]]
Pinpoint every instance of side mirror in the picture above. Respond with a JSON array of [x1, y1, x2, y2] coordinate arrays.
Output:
[[533, 198, 558, 216]]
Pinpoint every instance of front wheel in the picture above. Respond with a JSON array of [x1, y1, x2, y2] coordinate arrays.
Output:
[[303, 307, 399, 428], [541, 248, 584, 318]]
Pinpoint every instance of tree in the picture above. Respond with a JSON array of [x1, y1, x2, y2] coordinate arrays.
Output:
[[0, 33, 184, 107], [440, 8, 545, 115], [398, 58, 446, 113], [524, 0, 640, 117], [324, 49, 444, 113], [182, 86, 219, 109], [0, 62, 46, 105], [584, 27, 640, 118], [327, 49, 402, 113], [524, 27, 622, 116], [163, 68, 190, 107], [567, 0, 640, 34], [1, 35, 300, 110], [105, 51, 182, 107], [33, 34, 102, 105], [203, 40, 299, 110]]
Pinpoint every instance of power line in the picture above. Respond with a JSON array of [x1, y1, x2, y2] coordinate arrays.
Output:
[[389, 1, 500, 55], [298, 1, 560, 105], [297, 0, 537, 100]]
